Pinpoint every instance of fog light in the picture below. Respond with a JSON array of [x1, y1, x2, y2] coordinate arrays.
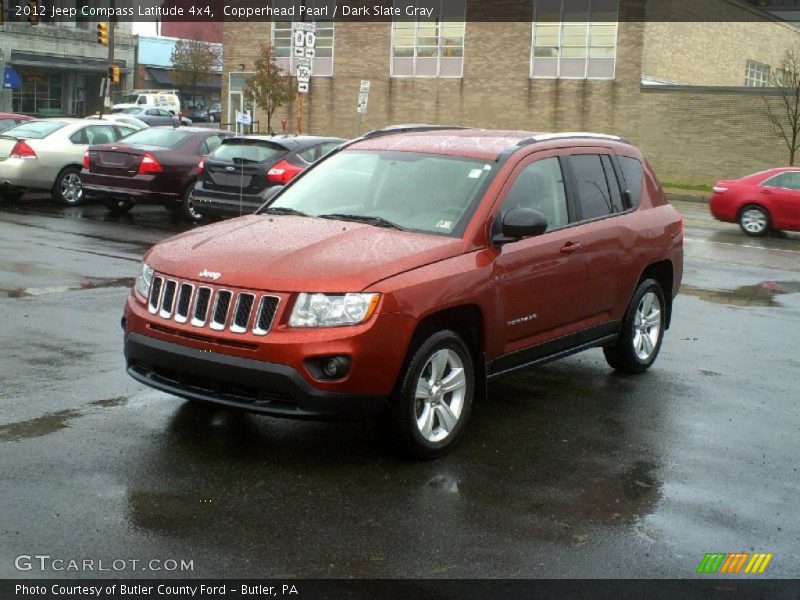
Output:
[[305, 356, 351, 381], [324, 357, 345, 378]]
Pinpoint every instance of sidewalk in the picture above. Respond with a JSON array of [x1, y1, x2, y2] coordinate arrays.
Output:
[[663, 186, 708, 205]]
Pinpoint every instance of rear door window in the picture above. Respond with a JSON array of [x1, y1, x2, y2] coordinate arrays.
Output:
[[70, 125, 117, 145], [763, 171, 800, 190], [569, 154, 615, 221]]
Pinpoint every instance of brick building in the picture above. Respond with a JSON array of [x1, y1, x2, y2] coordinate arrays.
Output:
[[222, 0, 800, 183]]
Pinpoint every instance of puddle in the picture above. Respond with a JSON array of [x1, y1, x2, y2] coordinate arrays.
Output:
[[0, 396, 128, 443], [681, 281, 799, 307], [0, 277, 134, 298]]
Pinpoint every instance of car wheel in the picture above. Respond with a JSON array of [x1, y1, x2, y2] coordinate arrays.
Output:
[[181, 184, 203, 222], [52, 167, 84, 205], [739, 205, 770, 237], [379, 330, 474, 459], [603, 278, 666, 374], [103, 198, 135, 213]]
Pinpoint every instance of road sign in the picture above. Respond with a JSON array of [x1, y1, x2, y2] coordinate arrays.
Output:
[[236, 110, 252, 125], [360, 80, 371, 93], [357, 80, 370, 114], [293, 22, 317, 93]]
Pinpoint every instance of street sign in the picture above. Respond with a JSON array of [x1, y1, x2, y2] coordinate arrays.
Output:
[[357, 80, 370, 114], [236, 110, 252, 125], [360, 80, 371, 93], [293, 22, 317, 94]]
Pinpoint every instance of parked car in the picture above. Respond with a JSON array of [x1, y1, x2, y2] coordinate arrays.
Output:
[[0, 113, 34, 133], [82, 127, 233, 215], [113, 90, 181, 115], [0, 118, 137, 204], [709, 167, 800, 236], [122, 126, 683, 458], [189, 103, 222, 123], [84, 114, 150, 131], [112, 106, 191, 127], [190, 135, 344, 221]]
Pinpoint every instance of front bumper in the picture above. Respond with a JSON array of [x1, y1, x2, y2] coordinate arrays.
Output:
[[125, 332, 388, 421]]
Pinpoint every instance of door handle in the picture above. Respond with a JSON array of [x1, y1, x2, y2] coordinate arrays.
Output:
[[560, 242, 582, 254]]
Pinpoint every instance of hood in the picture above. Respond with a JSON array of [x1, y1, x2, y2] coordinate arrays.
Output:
[[145, 214, 465, 292]]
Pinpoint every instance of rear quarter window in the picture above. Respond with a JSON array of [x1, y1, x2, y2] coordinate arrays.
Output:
[[618, 156, 644, 207]]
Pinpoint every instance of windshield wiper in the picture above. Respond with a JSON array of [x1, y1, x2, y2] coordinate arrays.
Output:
[[261, 206, 310, 217], [318, 213, 404, 230]]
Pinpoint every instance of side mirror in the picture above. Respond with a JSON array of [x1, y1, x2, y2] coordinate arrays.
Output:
[[493, 208, 548, 245]]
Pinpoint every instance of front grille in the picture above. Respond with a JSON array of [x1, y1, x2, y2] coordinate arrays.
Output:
[[147, 275, 279, 336]]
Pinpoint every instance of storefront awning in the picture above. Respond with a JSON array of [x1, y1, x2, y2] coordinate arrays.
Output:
[[9, 51, 125, 74], [145, 67, 220, 90]]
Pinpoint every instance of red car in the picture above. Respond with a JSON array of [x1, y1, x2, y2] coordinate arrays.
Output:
[[0, 113, 33, 133], [122, 127, 683, 458], [709, 167, 800, 236]]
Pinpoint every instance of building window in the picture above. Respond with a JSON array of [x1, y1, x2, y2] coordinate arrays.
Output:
[[271, 0, 334, 77], [745, 60, 771, 87], [391, 0, 466, 78], [12, 69, 63, 115], [531, 0, 618, 80]]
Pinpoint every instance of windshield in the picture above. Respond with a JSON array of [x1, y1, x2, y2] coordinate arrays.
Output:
[[118, 128, 191, 148], [121, 107, 143, 115], [0, 120, 66, 139], [265, 150, 494, 236], [212, 139, 286, 163]]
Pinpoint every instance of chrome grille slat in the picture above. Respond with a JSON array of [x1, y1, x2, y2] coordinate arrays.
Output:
[[174, 283, 194, 324], [159, 280, 178, 318], [230, 293, 255, 333], [253, 296, 280, 336], [210, 290, 232, 331], [149, 274, 278, 336], [148, 277, 163, 314], [191, 287, 212, 326]]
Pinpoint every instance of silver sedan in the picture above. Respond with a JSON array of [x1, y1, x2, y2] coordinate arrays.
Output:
[[0, 119, 137, 204]]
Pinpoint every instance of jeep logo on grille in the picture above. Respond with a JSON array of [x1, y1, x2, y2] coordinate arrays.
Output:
[[198, 269, 222, 281]]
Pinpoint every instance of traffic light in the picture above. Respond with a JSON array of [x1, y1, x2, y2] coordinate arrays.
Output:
[[28, 0, 38, 24], [96, 22, 108, 45], [108, 65, 120, 85]]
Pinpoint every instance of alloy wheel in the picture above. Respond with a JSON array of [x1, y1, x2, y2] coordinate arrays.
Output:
[[633, 292, 662, 361], [414, 348, 467, 443]]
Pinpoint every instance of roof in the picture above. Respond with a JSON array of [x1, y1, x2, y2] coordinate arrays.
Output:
[[349, 127, 629, 160], [0, 113, 33, 120], [223, 135, 345, 150]]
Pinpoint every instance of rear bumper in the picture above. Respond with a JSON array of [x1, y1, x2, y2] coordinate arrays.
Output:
[[124, 332, 388, 421], [193, 184, 270, 217], [0, 159, 50, 190], [82, 173, 186, 203]]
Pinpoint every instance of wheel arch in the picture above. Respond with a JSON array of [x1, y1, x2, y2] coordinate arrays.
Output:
[[738, 202, 771, 220]]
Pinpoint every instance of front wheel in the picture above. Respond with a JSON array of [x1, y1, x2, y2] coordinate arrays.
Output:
[[604, 278, 666, 374], [739, 205, 770, 237], [181, 184, 203, 222], [52, 167, 83, 205], [379, 330, 474, 459]]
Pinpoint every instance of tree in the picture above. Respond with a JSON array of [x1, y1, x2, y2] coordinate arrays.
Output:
[[170, 37, 220, 111], [244, 43, 295, 134], [765, 45, 800, 166]]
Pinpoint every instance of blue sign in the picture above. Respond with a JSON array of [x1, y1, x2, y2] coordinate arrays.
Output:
[[4, 67, 21, 90]]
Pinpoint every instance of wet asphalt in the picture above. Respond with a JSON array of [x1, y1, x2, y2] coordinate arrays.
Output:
[[0, 196, 798, 579]]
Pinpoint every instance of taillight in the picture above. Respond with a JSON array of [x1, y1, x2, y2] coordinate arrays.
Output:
[[197, 157, 205, 175], [138, 153, 163, 175], [82, 150, 91, 170], [267, 159, 302, 184], [10, 140, 36, 159]]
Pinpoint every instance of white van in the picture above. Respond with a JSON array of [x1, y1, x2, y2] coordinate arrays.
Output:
[[112, 90, 181, 115]]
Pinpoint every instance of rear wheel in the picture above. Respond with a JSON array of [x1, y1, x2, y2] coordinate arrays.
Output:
[[739, 205, 770, 237], [103, 198, 135, 213], [604, 278, 666, 374], [181, 184, 203, 222], [379, 330, 474, 459], [52, 167, 84, 205]]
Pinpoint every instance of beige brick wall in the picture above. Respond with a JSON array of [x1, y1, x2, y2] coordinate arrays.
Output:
[[643, 0, 800, 85]]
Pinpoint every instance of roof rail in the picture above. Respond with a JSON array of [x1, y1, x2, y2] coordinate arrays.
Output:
[[361, 124, 475, 139], [517, 132, 630, 147]]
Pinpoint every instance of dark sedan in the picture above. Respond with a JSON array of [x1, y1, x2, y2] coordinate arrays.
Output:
[[82, 127, 233, 216], [189, 103, 222, 123], [190, 135, 344, 221]]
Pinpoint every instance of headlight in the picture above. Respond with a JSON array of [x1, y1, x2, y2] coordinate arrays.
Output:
[[289, 293, 379, 327], [134, 263, 154, 301]]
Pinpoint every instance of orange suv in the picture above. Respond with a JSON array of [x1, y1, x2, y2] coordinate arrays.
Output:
[[123, 126, 683, 458]]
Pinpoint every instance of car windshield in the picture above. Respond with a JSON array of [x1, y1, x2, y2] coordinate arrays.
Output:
[[265, 150, 494, 236], [121, 107, 143, 115], [212, 139, 286, 163], [1, 120, 66, 139], [119, 128, 191, 148]]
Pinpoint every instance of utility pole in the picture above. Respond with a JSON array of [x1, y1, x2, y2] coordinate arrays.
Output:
[[106, 9, 115, 112]]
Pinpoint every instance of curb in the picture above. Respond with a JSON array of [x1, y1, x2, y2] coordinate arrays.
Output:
[[665, 191, 708, 205]]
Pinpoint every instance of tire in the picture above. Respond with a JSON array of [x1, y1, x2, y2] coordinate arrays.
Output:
[[181, 184, 203, 222], [604, 278, 666, 374], [379, 330, 474, 459], [52, 166, 84, 205], [739, 205, 770, 237], [103, 198, 135, 213]]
